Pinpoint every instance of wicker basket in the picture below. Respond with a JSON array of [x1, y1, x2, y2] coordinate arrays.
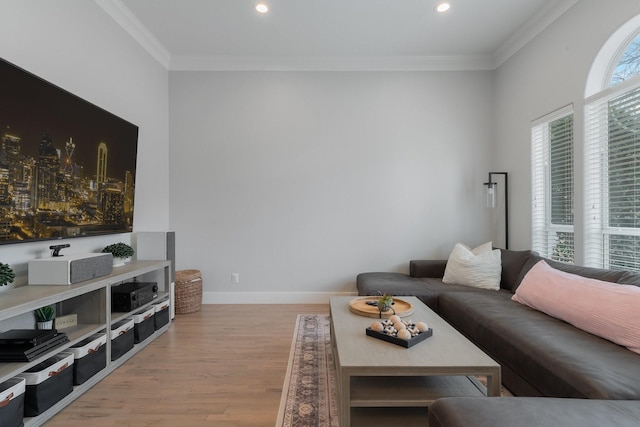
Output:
[[175, 269, 202, 314]]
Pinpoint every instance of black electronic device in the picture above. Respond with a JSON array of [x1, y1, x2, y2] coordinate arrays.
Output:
[[0, 57, 139, 245], [111, 282, 158, 312], [0, 330, 69, 362], [0, 329, 58, 347], [49, 244, 70, 257]]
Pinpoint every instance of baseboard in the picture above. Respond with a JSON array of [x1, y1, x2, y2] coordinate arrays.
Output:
[[202, 291, 357, 304]]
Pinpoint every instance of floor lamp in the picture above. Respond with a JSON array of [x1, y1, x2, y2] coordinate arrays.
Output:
[[483, 172, 509, 250]]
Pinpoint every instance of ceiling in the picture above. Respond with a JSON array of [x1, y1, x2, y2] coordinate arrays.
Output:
[[97, 0, 579, 71]]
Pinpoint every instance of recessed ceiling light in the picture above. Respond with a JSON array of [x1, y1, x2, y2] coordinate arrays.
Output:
[[435, 2, 451, 13], [255, 3, 269, 14]]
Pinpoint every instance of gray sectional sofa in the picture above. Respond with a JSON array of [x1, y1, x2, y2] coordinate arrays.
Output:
[[356, 249, 640, 426]]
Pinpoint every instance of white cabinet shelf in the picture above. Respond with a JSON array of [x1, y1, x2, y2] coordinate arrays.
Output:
[[0, 259, 172, 427]]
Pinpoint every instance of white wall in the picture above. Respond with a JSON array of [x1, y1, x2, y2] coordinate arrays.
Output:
[[0, 0, 169, 288], [493, 0, 640, 259], [170, 71, 495, 302]]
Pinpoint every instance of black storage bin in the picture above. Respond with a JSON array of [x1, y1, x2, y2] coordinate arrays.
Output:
[[0, 377, 25, 427], [68, 333, 107, 385], [110, 319, 134, 361], [131, 307, 155, 344], [153, 299, 170, 330], [16, 353, 74, 417]]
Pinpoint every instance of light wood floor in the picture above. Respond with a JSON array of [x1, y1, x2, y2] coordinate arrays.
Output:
[[44, 304, 328, 427]]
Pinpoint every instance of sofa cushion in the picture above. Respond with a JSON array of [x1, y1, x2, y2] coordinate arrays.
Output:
[[442, 242, 501, 290], [617, 270, 640, 286], [409, 259, 447, 278], [356, 272, 486, 312], [499, 249, 537, 292], [513, 260, 640, 354], [438, 291, 640, 399], [428, 397, 640, 427]]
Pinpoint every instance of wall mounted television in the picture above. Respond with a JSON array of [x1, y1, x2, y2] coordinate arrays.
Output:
[[0, 58, 138, 244]]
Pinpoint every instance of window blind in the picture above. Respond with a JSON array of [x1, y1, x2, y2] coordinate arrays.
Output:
[[584, 77, 640, 270], [531, 106, 574, 262]]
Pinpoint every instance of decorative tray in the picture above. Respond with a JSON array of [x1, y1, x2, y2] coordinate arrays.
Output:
[[365, 318, 433, 348], [349, 296, 413, 318]]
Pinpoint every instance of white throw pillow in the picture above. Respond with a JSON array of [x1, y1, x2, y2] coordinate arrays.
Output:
[[442, 242, 502, 290]]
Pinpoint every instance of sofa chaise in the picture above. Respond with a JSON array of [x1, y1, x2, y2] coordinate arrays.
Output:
[[428, 397, 640, 427]]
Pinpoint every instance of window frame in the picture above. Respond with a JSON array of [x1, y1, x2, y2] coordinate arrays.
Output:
[[531, 105, 575, 263], [608, 30, 640, 87], [584, 75, 640, 270]]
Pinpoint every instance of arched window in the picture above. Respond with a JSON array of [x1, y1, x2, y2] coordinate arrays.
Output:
[[610, 32, 640, 86], [585, 23, 640, 271]]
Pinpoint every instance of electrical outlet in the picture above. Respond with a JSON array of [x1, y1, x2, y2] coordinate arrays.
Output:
[[231, 273, 240, 284]]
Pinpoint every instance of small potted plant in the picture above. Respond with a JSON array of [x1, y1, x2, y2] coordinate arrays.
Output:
[[102, 242, 135, 267], [377, 294, 395, 318], [35, 305, 55, 330], [0, 262, 15, 287]]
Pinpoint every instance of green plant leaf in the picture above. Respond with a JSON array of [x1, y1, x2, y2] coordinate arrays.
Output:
[[0, 262, 15, 286]]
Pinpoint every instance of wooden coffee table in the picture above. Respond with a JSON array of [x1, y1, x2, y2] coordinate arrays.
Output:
[[330, 296, 501, 426]]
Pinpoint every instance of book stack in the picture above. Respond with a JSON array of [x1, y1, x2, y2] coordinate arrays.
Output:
[[0, 330, 69, 362]]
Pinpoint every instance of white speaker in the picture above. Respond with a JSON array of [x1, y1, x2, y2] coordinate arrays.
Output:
[[28, 253, 113, 285]]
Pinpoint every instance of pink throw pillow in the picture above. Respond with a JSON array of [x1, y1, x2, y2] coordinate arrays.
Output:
[[512, 260, 640, 354]]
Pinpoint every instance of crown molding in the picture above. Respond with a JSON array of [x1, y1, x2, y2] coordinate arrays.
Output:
[[492, 0, 579, 68], [100, 0, 579, 72], [95, 0, 171, 69], [168, 55, 495, 72]]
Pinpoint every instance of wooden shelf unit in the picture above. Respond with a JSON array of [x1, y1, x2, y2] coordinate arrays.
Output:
[[0, 260, 172, 427]]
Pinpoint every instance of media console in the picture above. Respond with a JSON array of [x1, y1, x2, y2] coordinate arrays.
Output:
[[0, 260, 172, 426]]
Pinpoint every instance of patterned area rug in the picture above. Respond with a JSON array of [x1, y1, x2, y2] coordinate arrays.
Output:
[[276, 314, 338, 427]]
